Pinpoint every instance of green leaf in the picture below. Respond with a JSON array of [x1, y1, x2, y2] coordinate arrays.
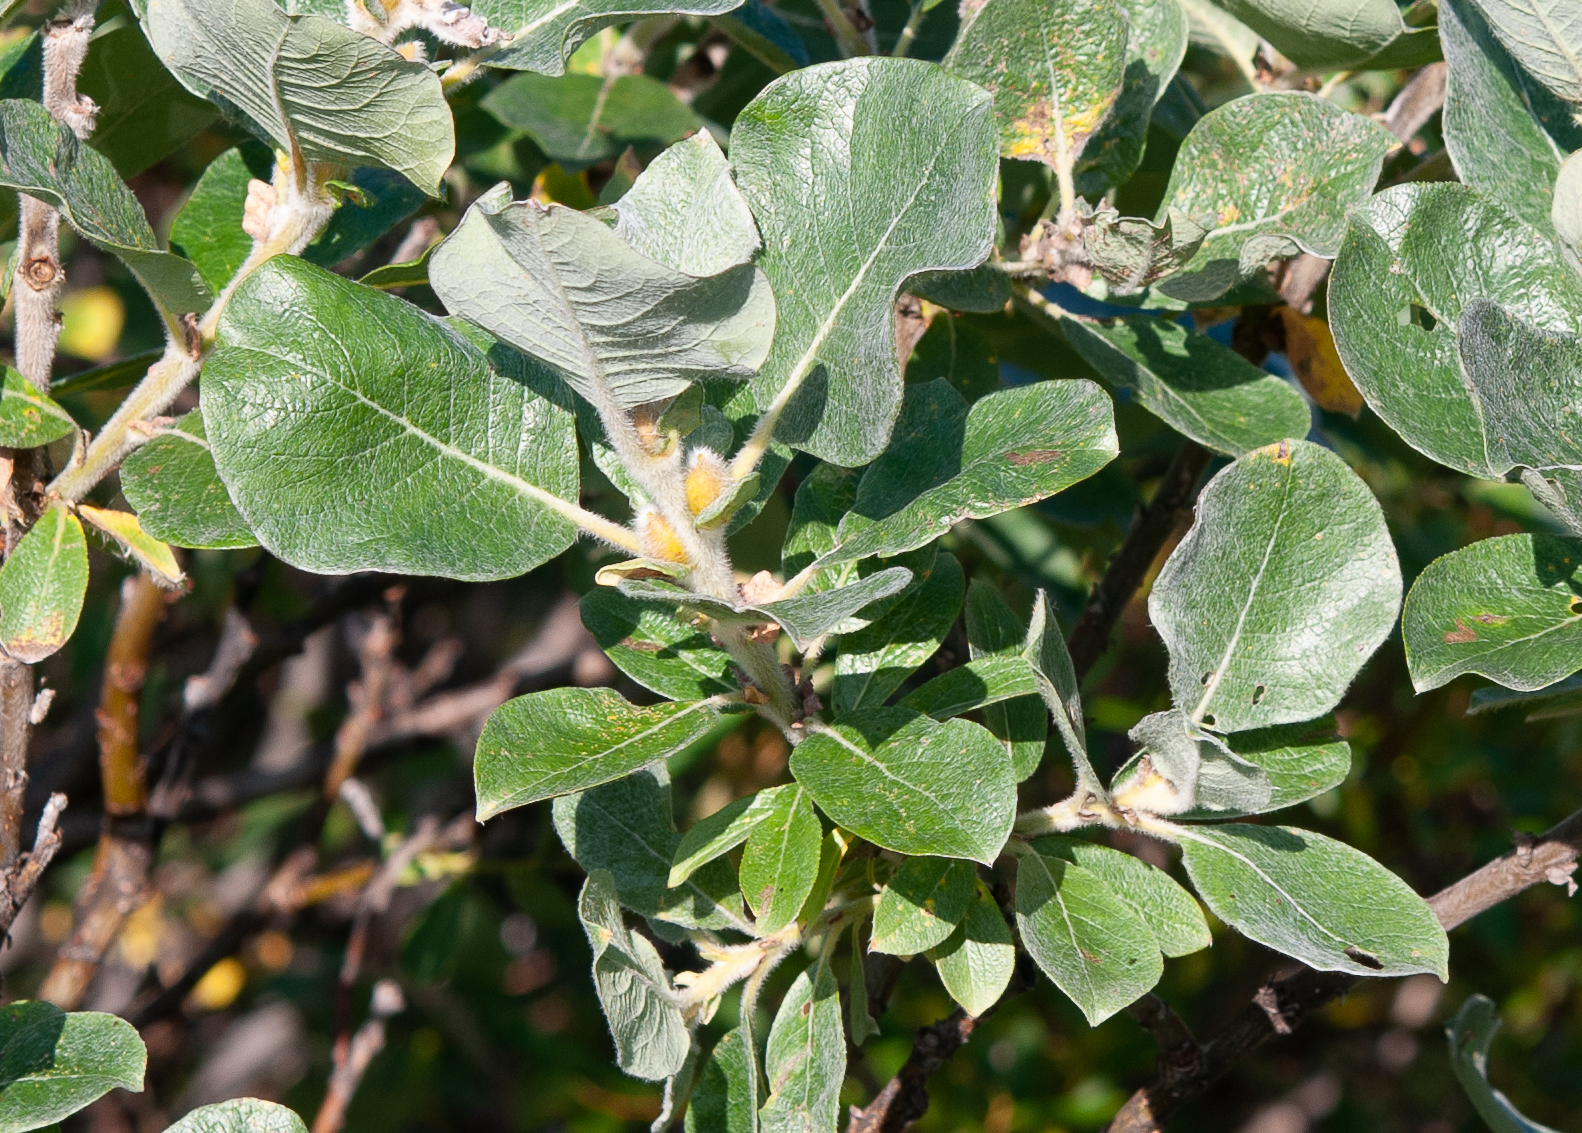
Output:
[[77, 0, 217, 178], [732, 57, 998, 466], [481, 72, 701, 170], [908, 264, 1013, 315], [1032, 837, 1209, 958], [1329, 183, 1582, 478], [578, 871, 690, 1082], [848, 923, 879, 1045], [942, 0, 1128, 169], [580, 588, 736, 702], [818, 380, 1118, 567], [431, 185, 773, 413], [783, 464, 859, 582], [168, 146, 268, 295], [1446, 995, 1562, 1133], [475, 688, 719, 818], [789, 709, 1015, 864], [927, 882, 1015, 1017], [612, 131, 760, 278], [686, 1028, 758, 1133], [164, 1100, 308, 1133], [712, 0, 807, 73], [905, 314, 1000, 404], [739, 785, 821, 933], [1465, 0, 1582, 105], [898, 655, 1041, 720], [870, 856, 977, 955], [1555, 149, 1582, 267], [119, 412, 256, 551], [1176, 718, 1351, 818], [1153, 92, 1396, 302], [1467, 674, 1582, 718], [466, 0, 750, 75], [1014, 843, 1163, 1024], [1074, 0, 1189, 194], [1059, 315, 1311, 457], [359, 244, 434, 290], [0, 368, 74, 449], [1212, 0, 1439, 71], [553, 766, 749, 931], [139, 0, 453, 195], [0, 504, 87, 665], [966, 580, 1048, 781], [1149, 440, 1402, 733], [0, 99, 210, 317], [669, 788, 786, 887], [306, 167, 426, 270], [1457, 299, 1582, 474], [204, 257, 580, 581], [1178, 824, 1448, 977], [50, 350, 162, 398], [617, 566, 914, 651], [834, 550, 964, 715], [1442, 0, 1582, 239], [758, 965, 844, 1133], [1402, 533, 1582, 693], [0, 1003, 145, 1132]]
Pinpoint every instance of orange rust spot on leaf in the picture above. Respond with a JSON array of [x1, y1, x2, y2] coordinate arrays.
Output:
[[1254, 439, 1293, 465], [1006, 449, 1062, 465]]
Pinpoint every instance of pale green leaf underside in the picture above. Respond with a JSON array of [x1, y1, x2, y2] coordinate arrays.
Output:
[[467, 0, 748, 75], [1467, 0, 1582, 105], [1447, 995, 1562, 1133], [1215, 0, 1438, 70], [733, 57, 999, 466], [1329, 182, 1582, 479], [1015, 846, 1163, 1025], [1176, 719, 1352, 819], [475, 687, 719, 818], [0, 99, 210, 317], [0, 503, 87, 665], [141, 0, 453, 194], [164, 1100, 308, 1133], [612, 131, 760, 278], [819, 379, 1118, 567], [1155, 92, 1395, 302], [0, 1002, 145, 1133], [1149, 439, 1402, 733], [1179, 824, 1449, 977], [1061, 314, 1310, 457], [790, 709, 1015, 864], [204, 257, 580, 582], [1403, 533, 1582, 693], [431, 188, 773, 412]]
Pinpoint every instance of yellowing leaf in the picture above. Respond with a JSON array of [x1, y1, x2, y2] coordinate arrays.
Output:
[[78, 505, 185, 588], [1277, 306, 1362, 417]]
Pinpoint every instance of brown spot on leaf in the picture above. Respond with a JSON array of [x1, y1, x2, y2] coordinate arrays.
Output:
[[1444, 618, 1478, 644], [1343, 945, 1384, 970], [1080, 948, 1101, 964], [1470, 613, 1509, 625], [618, 637, 663, 653], [1006, 449, 1062, 465]]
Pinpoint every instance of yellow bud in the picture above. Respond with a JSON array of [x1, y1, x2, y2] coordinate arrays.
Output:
[[685, 449, 730, 517], [638, 508, 687, 564]]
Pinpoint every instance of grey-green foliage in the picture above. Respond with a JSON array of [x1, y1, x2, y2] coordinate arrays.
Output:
[[0, 503, 87, 665], [928, 882, 1015, 1017], [1081, 205, 1208, 295], [1555, 150, 1582, 267], [1329, 183, 1582, 478], [1060, 313, 1311, 457], [1178, 824, 1448, 977], [431, 184, 773, 412], [1467, 0, 1582, 105], [898, 655, 1041, 720], [0, 1003, 145, 1132], [1456, 299, 1582, 473], [1441, 0, 1582, 239], [1213, 0, 1439, 70], [1153, 92, 1396, 301], [731, 57, 998, 466], [1177, 719, 1351, 818], [580, 589, 736, 702], [870, 856, 977, 955], [904, 315, 1000, 404], [579, 870, 690, 1082], [965, 580, 1048, 781], [789, 709, 1015, 864], [0, 369, 74, 449], [0, 99, 210, 317], [1402, 534, 1582, 692], [1033, 836, 1209, 957], [119, 413, 256, 550], [669, 787, 786, 887], [759, 965, 843, 1133], [164, 1100, 309, 1133], [1074, 0, 1189, 194], [481, 72, 700, 170], [1113, 708, 1272, 815], [833, 549, 964, 714], [1014, 842, 1164, 1024], [475, 688, 719, 817], [817, 379, 1118, 566], [942, 0, 1128, 169], [554, 767, 748, 931], [204, 257, 580, 581], [612, 131, 761, 277], [686, 1028, 757, 1133], [138, 0, 453, 194], [739, 785, 821, 933], [1447, 995, 1562, 1133], [1149, 440, 1403, 733], [466, 0, 749, 75]]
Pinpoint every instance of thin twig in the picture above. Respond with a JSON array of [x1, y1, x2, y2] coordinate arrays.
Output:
[[312, 979, 406, 1133]]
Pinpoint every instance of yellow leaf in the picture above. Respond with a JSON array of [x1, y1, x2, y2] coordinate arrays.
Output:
[[1277, 306, 1363, 417], [77, 505, 186, 587], [189, 956, 247, 1011]]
